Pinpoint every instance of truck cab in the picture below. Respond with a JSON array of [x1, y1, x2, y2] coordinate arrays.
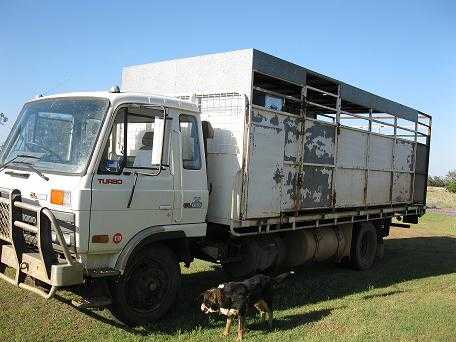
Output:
[[0, 89, 209, 323]]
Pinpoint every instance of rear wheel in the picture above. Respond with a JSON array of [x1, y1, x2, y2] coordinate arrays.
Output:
[[109, 244, 181, 326], [351, 222, 377, 270], [376, 238, 385, 260]]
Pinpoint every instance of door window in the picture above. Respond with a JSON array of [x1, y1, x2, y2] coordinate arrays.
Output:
[[99, 108, 168, 174], [179, 115, 201, 170]]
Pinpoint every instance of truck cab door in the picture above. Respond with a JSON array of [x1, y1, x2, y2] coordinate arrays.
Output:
[[172, 112, 207, 224], [89, 106, 173, 252]]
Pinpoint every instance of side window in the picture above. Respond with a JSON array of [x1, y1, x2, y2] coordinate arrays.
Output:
[[98, 108, 168, 174], [125, 114, 156, 168], [98, 110, 126, 173], [179, 114, 201, 170]]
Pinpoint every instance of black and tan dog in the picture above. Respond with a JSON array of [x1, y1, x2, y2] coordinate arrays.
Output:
[[200, 271, 294, 340]]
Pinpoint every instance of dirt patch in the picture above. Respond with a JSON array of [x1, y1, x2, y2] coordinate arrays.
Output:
[[426, 186, 456, 209], [428, 208, 456, 217]]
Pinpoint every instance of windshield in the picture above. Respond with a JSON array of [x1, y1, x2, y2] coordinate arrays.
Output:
[[1, 97, 109, 174]]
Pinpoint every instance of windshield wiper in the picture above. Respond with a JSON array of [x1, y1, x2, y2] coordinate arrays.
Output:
[[11, 161, 49, 181], [0, 154, 42, 173]]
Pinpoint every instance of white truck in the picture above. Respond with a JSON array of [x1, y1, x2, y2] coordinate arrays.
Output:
[[0, 49, 431, 325]]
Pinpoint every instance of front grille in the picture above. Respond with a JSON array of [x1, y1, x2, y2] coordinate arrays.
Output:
[[0, 200, 9, 240], [22, 210, 37, 225]]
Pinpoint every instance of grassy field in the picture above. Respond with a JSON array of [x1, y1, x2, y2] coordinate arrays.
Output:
[[426, 186, 456, 209], [1, 213, 456, 341]]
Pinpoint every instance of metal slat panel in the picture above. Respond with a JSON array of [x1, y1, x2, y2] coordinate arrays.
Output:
[[301, 166, 332, 208], [303, 120, 335, 165], [394, 140, 414, 172], [367, 171, 391, 205], [393, 173, 412, 203], [337, 128, 367, 169], [246, 108, 284, 218], [335, 169, 366, 207], [368, 135, 393, 171]]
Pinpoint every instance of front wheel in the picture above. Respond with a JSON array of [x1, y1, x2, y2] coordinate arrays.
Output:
[[109, 244, 181, 326]]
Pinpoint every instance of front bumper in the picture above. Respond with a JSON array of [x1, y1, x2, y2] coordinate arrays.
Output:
[[0, 188, 83, 298]]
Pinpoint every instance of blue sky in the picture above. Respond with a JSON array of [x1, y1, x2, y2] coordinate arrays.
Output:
[[0, 1, 454, 176]]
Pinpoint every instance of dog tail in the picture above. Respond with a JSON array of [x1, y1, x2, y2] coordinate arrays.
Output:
[[273, 271, 295, 285]]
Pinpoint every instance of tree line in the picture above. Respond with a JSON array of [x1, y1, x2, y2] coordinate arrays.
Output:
[[428, 170, 456, 193]]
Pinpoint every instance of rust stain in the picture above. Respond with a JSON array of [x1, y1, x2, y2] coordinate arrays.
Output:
[[285, 170, 300, 201], [273, 167, 284, 184], [269, 115, 279, 126], [283, 117, 300, 162], [300, 167, 332, 208], [304, 121, 335, 165], [252, 111, 267, 124]]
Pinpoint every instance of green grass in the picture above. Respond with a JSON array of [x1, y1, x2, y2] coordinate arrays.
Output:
[[1, 213, 456, 341]]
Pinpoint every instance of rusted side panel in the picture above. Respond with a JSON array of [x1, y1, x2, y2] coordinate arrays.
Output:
[[246, 106, 305, 216], [414, 174, 426, 202], [368, 135, 393, 171], [303, 121, 335, 165], [394, 140, 414, 172], [415, 143, 428, 174], [300, 166, 332, 208], [414, 143, 429, 203], [245, 106, 420, 219], [335, 168, 365, 207], [245, 108, 284, 218], [281, 165, 299, 210], [298, 119, 335, 210], [392, 172, 412, 203], [367, 171, 391, 205], [283, 116, 301, 163]]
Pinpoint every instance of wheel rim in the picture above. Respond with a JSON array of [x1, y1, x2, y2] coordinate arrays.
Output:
[[125, 260, 169, 313]]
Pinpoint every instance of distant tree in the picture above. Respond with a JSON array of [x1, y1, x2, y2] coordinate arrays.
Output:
[[447, 180, 456, 193], [446, 170, 456, 182], [0, 113, 7, 153], [428, 176, 447, 187], [445, 170, 456, 193], [0, 113, 7, 125]]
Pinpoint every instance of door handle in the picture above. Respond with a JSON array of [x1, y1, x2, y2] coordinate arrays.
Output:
[[159, 205, 172, 210]]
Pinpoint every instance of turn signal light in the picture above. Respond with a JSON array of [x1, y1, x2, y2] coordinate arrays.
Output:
[[50, 189, 71, 206]]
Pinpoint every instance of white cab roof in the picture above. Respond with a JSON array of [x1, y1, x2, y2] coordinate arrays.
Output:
[[28, 91, 199, 113]]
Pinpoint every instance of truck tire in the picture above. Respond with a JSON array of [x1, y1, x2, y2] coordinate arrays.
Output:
[[109, 243, 181, 326], [351, 222, 377, 271], [376, 238, 385, 260]]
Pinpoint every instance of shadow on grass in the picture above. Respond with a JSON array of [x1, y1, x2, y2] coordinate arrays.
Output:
[[248, 307, 343, 332], [54, 294, 151, 336], [362, 289, 405, 300], [57, 235, 456, 336]]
